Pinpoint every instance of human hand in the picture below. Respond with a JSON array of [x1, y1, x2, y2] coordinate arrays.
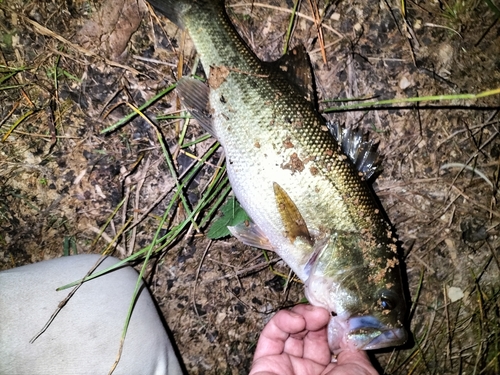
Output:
[[249, 304, 379, 375]]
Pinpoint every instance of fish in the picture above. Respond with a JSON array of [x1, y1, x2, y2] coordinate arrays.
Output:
[[147, 0, 407, 353]]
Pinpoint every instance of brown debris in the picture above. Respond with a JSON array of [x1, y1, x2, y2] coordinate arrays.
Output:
[[281, 152, 305, 173], [208, 65, 230, 89]]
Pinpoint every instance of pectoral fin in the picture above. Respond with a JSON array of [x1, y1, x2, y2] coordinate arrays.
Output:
[[273, 182, 312, 245], [228, 221, 274, 251], [176, 77, 216, 137], [304, 235, 330, 276]]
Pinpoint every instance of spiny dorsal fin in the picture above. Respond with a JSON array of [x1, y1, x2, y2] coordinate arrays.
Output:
[[327, 121, 382, 180], [176, 77, 216, 137], [268, 46, 315, 102], [273, 182, 312, 245]]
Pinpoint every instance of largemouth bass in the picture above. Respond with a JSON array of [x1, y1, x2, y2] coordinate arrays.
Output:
[[148, 0, 407, 353]]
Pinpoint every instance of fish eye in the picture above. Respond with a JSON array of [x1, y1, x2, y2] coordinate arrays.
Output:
[[380, 297, 394, 310], [376, 289, 399, 314], [378, 291, 398, 311]]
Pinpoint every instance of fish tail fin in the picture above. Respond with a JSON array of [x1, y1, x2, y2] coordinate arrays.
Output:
[[147, 0, 225, 29], [147, 0, 190, 29]]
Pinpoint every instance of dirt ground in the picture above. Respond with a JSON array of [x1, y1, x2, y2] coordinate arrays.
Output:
[[1, 0, 500, 374]]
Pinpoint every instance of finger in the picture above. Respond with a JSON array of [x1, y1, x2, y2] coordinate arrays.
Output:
[[333, 350, 379, 375], [283, 334, 305, 358], [302, 326, 331, 365], [291, 305, 332, 364], [291, 304, 330, 332], [252, 310, 306, 359]]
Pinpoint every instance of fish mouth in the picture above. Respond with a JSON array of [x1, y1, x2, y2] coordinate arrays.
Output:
[[346, 315, 407, 350]]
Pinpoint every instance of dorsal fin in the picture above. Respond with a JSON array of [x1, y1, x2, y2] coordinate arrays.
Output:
[[327, 121, 382, 180], [273, 182, 312, 245], [268, 46, 315, 102]]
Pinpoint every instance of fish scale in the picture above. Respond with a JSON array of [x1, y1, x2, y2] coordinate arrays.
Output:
[[148, 0, 407, 353]]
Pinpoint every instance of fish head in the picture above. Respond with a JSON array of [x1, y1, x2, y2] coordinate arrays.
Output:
[[304, 231, 407, 353], [324, 287, 407, 354]]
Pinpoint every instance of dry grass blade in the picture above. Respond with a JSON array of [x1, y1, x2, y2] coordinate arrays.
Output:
[[307, 0, 327, 64], [19, 14, 141, 75]]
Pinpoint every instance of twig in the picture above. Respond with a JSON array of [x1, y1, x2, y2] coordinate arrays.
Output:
[[201, 259, 279, 284], [191, 240, 212, 323], [29, 255, 109, 343], [229, 2, 343, 38], [440, 162, 494, 189]]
